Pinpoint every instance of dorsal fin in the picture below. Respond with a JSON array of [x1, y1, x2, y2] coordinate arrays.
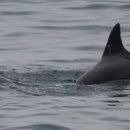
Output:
[[102, 23, 125, 58]]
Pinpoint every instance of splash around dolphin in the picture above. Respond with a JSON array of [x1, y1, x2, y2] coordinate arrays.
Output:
[[77, 23, 130, 85]]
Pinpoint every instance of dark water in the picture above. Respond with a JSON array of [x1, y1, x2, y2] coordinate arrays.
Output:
[[0, 0, 130, 130]]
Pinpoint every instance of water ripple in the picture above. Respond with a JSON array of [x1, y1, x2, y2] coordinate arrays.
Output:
[[5, 124, 71, 130], [118, 4, 130, 9], [65, 4, 116, 10], [0, 0, 39, 4], [46, 58, 97, 63], [0, 11, 37, 16], [65, 3, 130, 10], [74, 45, 104, 51], [31, 25, 110, 31]]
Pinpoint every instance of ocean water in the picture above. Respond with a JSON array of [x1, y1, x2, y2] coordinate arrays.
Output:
[[0, 0, 130, 130]]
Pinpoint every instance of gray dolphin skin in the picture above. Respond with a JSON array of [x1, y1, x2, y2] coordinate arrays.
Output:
[[77, 23, 130, 85]]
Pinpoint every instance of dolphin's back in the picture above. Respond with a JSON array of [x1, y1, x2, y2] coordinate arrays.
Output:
[[76, 61, 112, 85], [77, 23, 130, 85]]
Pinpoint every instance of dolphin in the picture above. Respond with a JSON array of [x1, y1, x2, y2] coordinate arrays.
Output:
[[76, 23, 130, 85]]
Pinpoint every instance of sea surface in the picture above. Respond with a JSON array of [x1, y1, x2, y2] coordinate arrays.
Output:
[[0, 0, 130, 130]]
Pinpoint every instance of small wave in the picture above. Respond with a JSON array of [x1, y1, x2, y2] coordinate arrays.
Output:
[[45, 58, 97, 63], [65, 4, 116, 10], [110, 93, 130, 97], [30, 25, 110, 31], [5, 124, 71, 130], [3, 32, 27, 37], [65, 3, 130, 11], [0, 0, 39, 4], [118, 4, 130, 9], [74, 45, 104, 51], [0, 47, 30, 52], [0, 11, 37, 16]]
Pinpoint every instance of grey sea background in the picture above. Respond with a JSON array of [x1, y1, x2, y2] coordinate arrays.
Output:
[[0, 0, 130, 130]]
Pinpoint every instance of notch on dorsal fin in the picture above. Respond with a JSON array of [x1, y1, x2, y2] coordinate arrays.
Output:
[[102, 23, 125, 58]]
